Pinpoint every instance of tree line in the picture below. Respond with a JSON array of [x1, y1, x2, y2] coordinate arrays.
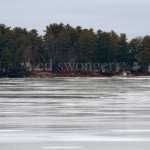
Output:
[[0, 23, 150, 77]]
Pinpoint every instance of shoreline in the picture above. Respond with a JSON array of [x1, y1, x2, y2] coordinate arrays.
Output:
[[29, 71, 150, 78], [1, 70, 150, 78]]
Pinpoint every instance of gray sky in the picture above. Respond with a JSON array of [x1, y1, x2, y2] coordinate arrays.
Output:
[[0, 0, 150, 39]]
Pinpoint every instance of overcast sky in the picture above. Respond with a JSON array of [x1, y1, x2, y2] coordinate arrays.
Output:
[[0, 0, 150, 39]]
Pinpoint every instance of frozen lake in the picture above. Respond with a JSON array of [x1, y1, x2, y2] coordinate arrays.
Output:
[[0, 77, 150, 150]]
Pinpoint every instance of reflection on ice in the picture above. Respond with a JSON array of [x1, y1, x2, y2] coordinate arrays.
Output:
[[0, 77, 150, 144]]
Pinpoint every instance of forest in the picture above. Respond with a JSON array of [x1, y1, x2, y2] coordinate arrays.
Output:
[[0, 23, 150, 77]]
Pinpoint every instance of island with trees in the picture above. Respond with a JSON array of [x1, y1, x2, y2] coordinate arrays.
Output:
[[0, 23, 150, 78]]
